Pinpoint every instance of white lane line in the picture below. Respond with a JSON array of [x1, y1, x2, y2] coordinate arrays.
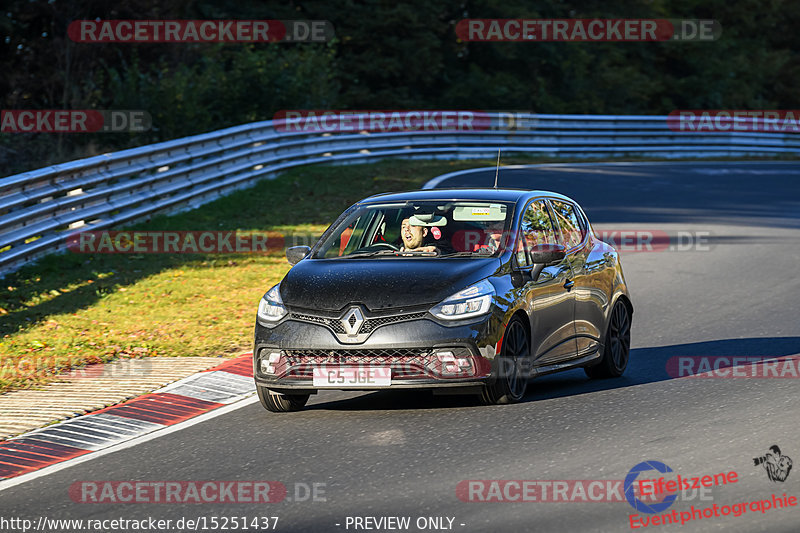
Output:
[[421, 161, 800, 189], [0, 394, 258, 493], [422, 165, 514, 189]]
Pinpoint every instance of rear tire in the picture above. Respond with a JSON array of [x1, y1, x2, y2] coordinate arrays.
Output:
[[481, 316, 530, 405], [257, 386, 310, 412], [585, 300, 631, 379]]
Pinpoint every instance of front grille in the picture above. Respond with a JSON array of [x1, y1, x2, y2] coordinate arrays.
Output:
[[286, 348, 430, 363], [330, 320, 346, 334], [290, 313, 329, 326], [282, 348, 433, 378], [360, 312, 428, 333], [289, 311, 428, 335]]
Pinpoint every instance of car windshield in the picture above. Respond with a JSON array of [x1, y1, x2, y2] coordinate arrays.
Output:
[[313, 200, 514, 259]]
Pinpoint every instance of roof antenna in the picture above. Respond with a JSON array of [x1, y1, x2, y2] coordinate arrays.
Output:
[[493, 148, 501, 189]]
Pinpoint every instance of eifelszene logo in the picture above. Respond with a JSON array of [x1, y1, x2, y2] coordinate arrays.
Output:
[[625, 461, 678, 514], [624, 461, 735, 515]]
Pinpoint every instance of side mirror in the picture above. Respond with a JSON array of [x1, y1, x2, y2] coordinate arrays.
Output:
[[528, 244, 566, 283], [529, 243, 566, 265], [286, 245, 311, 265]]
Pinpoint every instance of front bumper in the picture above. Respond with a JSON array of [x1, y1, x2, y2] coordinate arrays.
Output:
[[253, 312, 500, 391]]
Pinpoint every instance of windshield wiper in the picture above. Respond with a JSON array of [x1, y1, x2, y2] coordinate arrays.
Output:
[[341, 249, 442, 258], [340, 250, 399, 258], [438, 251, 492, 257], [398, 250, 438, 256]]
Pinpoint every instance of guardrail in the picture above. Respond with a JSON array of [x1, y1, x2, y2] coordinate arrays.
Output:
[[2, 112, 799, 276]]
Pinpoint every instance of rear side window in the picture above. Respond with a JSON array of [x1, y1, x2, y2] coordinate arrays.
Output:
[[550, 200, 586, 249], [516, 199, 558, 266]]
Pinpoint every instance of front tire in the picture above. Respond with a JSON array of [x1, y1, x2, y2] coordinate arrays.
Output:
[[585, 300, 631, 379], [481, 317, 530, 405], [257, 386, 310, 412]]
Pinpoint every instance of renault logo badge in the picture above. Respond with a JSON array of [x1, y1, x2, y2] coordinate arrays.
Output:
[[341, 307, 365, 336]]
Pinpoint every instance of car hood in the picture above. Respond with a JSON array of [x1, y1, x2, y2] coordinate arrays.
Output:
[[280, 258, 501, 312]]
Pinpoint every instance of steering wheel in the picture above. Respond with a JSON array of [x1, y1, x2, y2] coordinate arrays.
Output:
[[367, 242, 400, 251]]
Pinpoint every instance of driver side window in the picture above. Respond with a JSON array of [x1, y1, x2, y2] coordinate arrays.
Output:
[[323, 210, 383, 258], [516, 200, 558, 267]]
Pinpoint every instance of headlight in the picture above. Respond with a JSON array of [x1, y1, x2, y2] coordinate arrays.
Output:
[[430, 279, 494, 320], [257, 283, 287, 323]]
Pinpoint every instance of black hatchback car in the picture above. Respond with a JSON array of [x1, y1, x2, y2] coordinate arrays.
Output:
[[253, 189, 632, 411]]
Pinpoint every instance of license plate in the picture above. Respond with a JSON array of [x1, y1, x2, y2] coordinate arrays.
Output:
[[312, 367, 392, 387]]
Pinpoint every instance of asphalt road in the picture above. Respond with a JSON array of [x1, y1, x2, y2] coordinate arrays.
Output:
[[2, 161, 800, 533]]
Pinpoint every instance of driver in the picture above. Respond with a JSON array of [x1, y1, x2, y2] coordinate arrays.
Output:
[[400, 218, 438, 253], [473, 220, 506, 254]]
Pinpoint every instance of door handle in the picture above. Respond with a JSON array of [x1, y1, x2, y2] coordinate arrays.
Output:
[[563, 279, 574, 291]]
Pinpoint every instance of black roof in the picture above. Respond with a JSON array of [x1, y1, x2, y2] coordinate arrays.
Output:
[[359, 188, 573, 205]]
